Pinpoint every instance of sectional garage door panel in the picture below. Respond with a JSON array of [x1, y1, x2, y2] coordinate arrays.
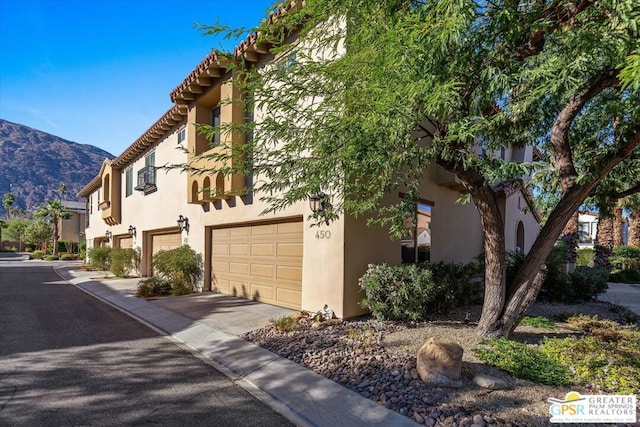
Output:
[[117, 237, 133, 249], [152, 233, 182, 254], [211, 220, 303, 309]]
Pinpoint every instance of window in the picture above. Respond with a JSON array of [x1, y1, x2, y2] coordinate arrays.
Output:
[[125, 167, 133, 197], [135, 152, 157, 195], [211, 106, 221, 145], [178, 127, 186, 144], [278, 51, 297, 71], [401, 200, 433, 264]]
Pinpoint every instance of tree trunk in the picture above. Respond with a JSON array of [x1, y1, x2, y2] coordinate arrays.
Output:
[[560, 210, 579, 263], [476, 184, 587, 338], [629, 210, 640, 247], [594, 215, 614, 270], [613, 206, 624, 247]]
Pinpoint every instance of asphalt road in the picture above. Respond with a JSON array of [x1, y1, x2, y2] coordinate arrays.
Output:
[[0, 260, 294, 426]]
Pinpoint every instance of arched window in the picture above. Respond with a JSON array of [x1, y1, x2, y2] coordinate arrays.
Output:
[[516, 221, 525, 253]]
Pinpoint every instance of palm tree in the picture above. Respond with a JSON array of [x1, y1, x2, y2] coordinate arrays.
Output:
[[2, 193, 15, 220], [560, 211, 579, 263], [594, 214, 614, 270], [35, 200, 71, 256], [613, 205, 625, 247], [629, 210, 640, 247]]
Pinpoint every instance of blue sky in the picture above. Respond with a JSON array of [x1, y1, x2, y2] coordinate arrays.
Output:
[[0, 0, 276, 156]]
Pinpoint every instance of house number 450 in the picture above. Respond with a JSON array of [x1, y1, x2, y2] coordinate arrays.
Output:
[[315, 230, 331, 239]]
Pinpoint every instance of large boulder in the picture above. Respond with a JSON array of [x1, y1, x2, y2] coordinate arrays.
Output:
[[416, 337, 463, 386]]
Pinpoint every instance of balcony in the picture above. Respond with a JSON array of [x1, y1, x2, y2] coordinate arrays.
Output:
[[135, 166, 157, 195]]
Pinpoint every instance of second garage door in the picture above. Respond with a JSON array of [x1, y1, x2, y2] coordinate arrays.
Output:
[[211, 219, 303, 309]]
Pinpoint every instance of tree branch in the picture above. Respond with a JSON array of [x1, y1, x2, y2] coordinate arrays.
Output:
[[550, 68, 619, 191], [609, 181, 640, 200]]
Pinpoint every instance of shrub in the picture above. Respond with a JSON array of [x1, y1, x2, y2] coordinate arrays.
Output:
[[473, 338, 572, 386], [136, 277, 172, 297], [88, 246, 112, 274], [576, 248, 594, 266], [30, 250, 44, 260], [611, 245, 640, 272], [609, 269, 640, 283], [569, 266, 609, 297], [430, 261, 483, 310], [270, 315, 298, 333], [520, 316, 555, 330], [152, 245, 202, 295], [541, 316, 640, 394], [45, 255, 59, 261], [359, 263, 434, 320], [60, 253, 75, 261], [110, 248, 139, 277]]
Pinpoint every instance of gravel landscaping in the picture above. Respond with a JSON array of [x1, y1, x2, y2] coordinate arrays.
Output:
[[241, 300, 640, 427]]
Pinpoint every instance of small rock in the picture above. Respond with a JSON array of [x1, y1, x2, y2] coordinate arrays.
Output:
[[424, 417, 436, 427], [390, 369, 401, 377], [358, 379, 370, 389], [473, 374, 510, 390], [410, 368, 419, 379], [360, 391, 371, 398], [473, 413, 486, 426], [414, 413, 425, 424]]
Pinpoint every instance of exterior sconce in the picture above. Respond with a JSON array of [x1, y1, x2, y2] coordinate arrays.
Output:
[[105, 230, 112, 240], [309, 192, 331, 225], [128, 225, 136, 237], [177, 215, 190, 234]]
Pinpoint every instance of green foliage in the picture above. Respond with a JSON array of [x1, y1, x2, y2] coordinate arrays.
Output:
[[45, 255, 59, 261], [359, 262, 480, 320], [270, 315, 298, 333], [576, 248, 594, 266], [611, 245, 640, 272], [88, 246, 112, 273], [136, 277, 172, 298], [60, 253, 75, 261], [609, 269, 640, 283], [152, 245, 203, 295], [110, 248, 139, 277], [30, 250, 44, 260], [570, 266, 610, 296], [474, 339, 572, 386], [520, 316, 555, 330], [23, 220, 51, 252], [541, 316, 640, 395], [430, 261, 483, 309], [359, 263, 434, 321]]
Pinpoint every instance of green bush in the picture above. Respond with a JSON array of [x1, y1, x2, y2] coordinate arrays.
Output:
[[45, 255, 59, 261], [60, 253, 75, 261], [110, 248, 139, 277], [30, 250, 44, 260], [359, 263, 434, 320], [520, 316, 556, 330], [609, 269, 640, 283], [570, 266, 609, 297], [152, 245, 202, 295], [88, 246, 112, 273], [576, 248, 594, 266], [136, 277, 172, 297], [474, 338, 572, 386], [430, 261, 483, 310]]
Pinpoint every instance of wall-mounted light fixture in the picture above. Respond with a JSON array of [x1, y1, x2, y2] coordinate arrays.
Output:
[[177, 215, 190, 234], [128, 225, 136, 237], [105, 230, 112, 240], [309, 192, 331, 225]]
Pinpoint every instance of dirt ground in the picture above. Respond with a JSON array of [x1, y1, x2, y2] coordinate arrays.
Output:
[[382, 301, 640, 426]]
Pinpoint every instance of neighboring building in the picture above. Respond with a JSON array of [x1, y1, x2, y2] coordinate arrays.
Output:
[[78, 5, 540, 318], [59, 200, 86, 244], [578, 211, 629, 248]]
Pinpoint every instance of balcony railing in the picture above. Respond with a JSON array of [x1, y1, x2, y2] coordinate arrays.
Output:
[[134, 166, 157, 195]]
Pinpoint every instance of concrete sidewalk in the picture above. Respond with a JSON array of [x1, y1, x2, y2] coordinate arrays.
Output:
[[54, 265, 417, 427], [597, 281, 640, 315]]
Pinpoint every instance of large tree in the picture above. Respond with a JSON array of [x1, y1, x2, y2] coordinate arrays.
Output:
[[200, 0, 639, 337]]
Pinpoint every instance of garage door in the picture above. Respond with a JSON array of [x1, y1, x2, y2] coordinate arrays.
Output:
[[211, 219, 303, 309], [152, 233, 182, 254], [117, 236, 133, 249]]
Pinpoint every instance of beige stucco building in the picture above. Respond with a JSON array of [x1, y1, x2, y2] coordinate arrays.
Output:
[[78, 5, 540, 319]]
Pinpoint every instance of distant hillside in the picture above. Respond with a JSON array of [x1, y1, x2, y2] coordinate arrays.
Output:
[[0, 119, 113, 217]]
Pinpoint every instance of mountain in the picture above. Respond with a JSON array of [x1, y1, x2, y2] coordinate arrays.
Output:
[[0, 119, 114, 217]]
